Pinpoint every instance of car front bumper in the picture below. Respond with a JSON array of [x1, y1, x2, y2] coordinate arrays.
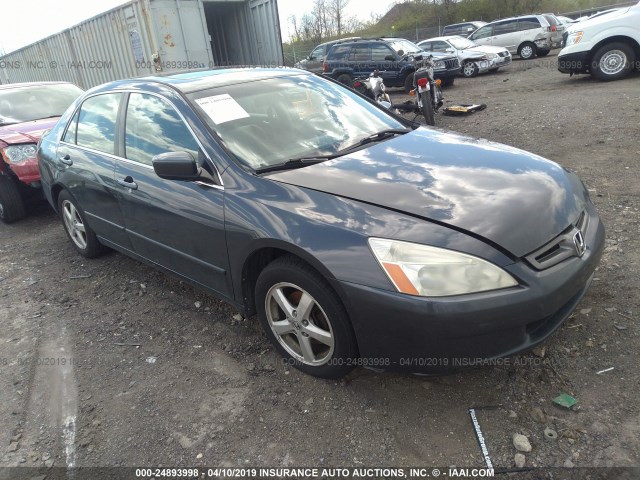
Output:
[[337, 209, 605, 374], [558, 51, 591, 74]]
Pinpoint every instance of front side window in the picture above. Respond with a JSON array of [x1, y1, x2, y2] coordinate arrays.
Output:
[[75, 93, 123, 154], [310, 46, 324, 59], [371, 44, 395, 61], [471, 25, 493, 40], [189, 73, 405, 170], [125, 93, 200, 166], [431, 41, 451, 52]]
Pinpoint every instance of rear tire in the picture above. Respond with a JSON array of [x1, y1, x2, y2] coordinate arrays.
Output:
[[255, 255, 358, 379], [58, 190, 105, 258], [420, 91, 435, 126], [591, 42, 635, 81], [0, 175, 27, 224], [336, 73, 353, 86], [518, 42, 537, 60]]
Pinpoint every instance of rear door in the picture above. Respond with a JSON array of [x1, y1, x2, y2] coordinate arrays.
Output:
[[56, 92, 131, 248], [113, 92, 231, 298]]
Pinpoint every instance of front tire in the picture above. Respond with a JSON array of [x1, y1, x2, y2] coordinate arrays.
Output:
[[420, 91, 435, 126], [462, 61, 479, 78], [255, 256, 358, 379], [591, 42, 635, 81], [0, 175, 27, 224], [518, 42, 537, 60], [58, 190, 105, 258]]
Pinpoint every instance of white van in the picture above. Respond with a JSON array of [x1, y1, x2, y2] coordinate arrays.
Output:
[[469, 15, 553, 60], [558, 2, 640, 81]]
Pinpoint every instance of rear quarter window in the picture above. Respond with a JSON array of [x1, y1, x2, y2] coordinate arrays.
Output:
[[518, 18, 542, 31]]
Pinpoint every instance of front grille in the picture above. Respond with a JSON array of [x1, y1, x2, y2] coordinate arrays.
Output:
[[525, 211, 589, 270], [445, 59, 459, 69]]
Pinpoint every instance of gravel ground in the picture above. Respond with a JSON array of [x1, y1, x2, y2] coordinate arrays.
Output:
[[1, 53, 639, 476]]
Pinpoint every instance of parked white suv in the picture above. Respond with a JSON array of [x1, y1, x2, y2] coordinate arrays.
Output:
[[558, 2, 640, 81], [469, 14, 553, 60]]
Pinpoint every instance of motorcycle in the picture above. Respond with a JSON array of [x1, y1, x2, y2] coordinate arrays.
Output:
[[412, 54, 444, 126], [353, 70, 392, 108]]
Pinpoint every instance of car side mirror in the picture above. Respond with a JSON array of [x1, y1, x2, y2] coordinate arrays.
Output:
[[309, 55, 315, 60], [152, 151, 200, 180], [384, 55, 395, 61]]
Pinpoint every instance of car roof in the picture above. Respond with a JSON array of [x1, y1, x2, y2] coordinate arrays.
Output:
[[420, 36, 467, 42], [93, 68, 309, 95], [444, 21, 486, 27], [0, 81, 76, 90], [485, 13, 546, 24]]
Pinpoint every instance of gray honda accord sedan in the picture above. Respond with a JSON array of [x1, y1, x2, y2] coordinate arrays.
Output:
[[38, 68, 604, 378]]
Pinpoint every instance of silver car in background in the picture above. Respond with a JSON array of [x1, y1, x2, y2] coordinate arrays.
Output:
[[418, 36, 512, 77]]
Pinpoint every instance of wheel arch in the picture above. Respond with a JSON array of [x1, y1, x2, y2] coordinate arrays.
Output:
[[590, 36, 640, 64], [239, 241, 349, 318]]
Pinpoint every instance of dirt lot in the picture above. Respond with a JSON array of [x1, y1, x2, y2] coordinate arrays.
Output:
[[1, 53, 639, 476]]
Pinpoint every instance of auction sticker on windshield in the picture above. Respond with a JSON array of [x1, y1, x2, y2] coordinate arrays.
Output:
[[195, 94, 250, 124]]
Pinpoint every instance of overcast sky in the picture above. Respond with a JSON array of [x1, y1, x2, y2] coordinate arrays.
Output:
[[0, 0, 394, 54]]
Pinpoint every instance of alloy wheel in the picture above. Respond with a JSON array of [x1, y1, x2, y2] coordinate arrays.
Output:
[[62, 200, 88, 250], [264, 282, 335, 366]]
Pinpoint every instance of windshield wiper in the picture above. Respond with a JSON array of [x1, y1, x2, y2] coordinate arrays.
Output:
[[255, 155, 334, 174], [339, 128, 412, 153]]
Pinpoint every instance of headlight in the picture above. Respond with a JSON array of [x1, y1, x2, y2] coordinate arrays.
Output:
[[2, 144, 37, 164], [368, 238, 518, 297], [434, 60, 446, 69], [565, 31, 583, 46], [487, 53, 498, 59]]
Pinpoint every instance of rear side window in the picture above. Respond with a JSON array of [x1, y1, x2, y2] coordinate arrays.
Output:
[[494, 20, 518, 35], [62, 110, 79, 144], [328, 45, 351, 61], [519, 18, 542, 30], [75, 93, 123, 154], [349, 45, 370, 61], [124, 93, 199, 167]]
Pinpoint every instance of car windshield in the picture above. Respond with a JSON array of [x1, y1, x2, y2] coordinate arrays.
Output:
[[188, 73, 406, 171], [386, 39, 423, 55], [0, 83, 83, 125], [449, 37, 477, 49]]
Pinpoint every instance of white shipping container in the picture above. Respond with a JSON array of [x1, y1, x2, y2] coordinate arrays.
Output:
[[0, 0, 283, 88]]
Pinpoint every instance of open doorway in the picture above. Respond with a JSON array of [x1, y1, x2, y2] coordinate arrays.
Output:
[[203, 1, 254, 66]]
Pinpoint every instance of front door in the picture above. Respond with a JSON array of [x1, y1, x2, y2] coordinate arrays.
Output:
[[113, 92, 231, 298]]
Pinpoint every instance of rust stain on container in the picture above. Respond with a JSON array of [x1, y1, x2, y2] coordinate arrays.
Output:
[[164, 33, 175, 47]]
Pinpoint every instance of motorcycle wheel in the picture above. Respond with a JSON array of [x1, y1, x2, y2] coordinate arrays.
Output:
[[420, 91, 435, 126]]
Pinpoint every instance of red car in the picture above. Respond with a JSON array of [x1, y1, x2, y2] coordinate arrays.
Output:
[[0, 81, 83, 223]]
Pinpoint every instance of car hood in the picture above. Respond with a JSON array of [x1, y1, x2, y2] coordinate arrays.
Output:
[[568, 6, 633, 32], [267, 128, 585, 258], [0, 117, 60, 145]]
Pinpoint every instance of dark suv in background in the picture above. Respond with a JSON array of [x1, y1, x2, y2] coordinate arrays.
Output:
[[322, 38, 460, 92], [294, 37, 360, 74]]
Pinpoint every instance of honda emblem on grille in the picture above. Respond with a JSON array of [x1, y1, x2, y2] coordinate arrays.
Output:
[[573, 231, 586, 257]]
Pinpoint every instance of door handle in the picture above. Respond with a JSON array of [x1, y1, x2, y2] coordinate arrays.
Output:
[[59, 154, 73, 166], [117, 176, 138, 190]]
